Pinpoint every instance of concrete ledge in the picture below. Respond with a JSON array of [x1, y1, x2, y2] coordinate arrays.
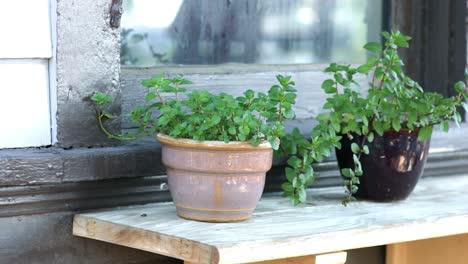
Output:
[[1, 149, 467, 218], [0, 141, 164, 186], [1, 123, 467, 187]]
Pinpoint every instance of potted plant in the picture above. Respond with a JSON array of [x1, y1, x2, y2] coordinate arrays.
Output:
[[280, 31, 467, 205], [92, 74, 297, 221]]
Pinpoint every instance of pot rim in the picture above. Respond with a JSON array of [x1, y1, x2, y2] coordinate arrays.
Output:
[[156, 133, 272, 151]]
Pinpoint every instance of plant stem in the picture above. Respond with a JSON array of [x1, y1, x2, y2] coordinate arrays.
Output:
[[155, 87, 166, 107], [96, 107, 155, 141]]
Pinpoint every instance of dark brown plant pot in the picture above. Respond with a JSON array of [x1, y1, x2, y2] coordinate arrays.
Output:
[[335, 129, 431, 201]]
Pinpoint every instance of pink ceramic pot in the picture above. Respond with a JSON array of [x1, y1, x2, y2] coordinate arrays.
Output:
[[157, 134, 273, 222]]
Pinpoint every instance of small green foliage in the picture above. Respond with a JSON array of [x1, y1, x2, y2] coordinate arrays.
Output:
[[91, 92, 113, 105], [418, 126, 433, 141], [363, 42, 382, 54], [279, 31, 467, 206], [92, 74, 297, 149], [321, 79, 337, 94], [351, 143, 360, 154], [362, 145, 370, 155]]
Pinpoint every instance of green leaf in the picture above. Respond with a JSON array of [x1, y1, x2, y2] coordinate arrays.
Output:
[[367, 132, 374, 143], [145, 92, 157, 101], [363, 42, 382, 53], [244, 89, 255, 99], [238, 133, 246, 142], [285, 167, 296, 182], [341, 168, 355, 178], [334, 73, 345, 85], [355, 169, 363, 177], [351, 177, 360, 184], [454, 111, 462, 127], [239, 126, 250, 135], [362, 145, 370, 155], [102, 112, 114, 119], [324, 63, 338, 73], [381, 31, 391, 39], [298, 187, 307, 203], [351, 143, 360, 154], [373, 122, 384, 136], [179, 79, 193, 85], [440, 121, 449, 133], [281, 182, 293, 192], [418, 125, 433, 141], [284, 93, 297, 103], [367, 56, 379, 67], [283, 109, 295, 119], [462, 102, 468, 113], [287, 156, 301, 168], [141, 79, 156, 88], [91, 92, 113, 105], [394, 35, 409, 48], [392, 118, 401, 132], [292, 196, 300, 206], [321, 79, 337, 94], [270, 138, 280, 150], [356, 64, 372, 74], [454, 81, 466, 93], [352, 154, 360, 165]]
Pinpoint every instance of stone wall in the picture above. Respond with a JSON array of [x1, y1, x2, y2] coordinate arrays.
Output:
[[55, 0, 121, 148]]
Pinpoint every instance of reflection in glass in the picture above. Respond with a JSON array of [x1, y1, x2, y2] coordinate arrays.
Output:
[[121, 0, 384, 66]]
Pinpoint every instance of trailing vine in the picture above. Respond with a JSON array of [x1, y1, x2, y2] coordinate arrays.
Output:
[[280, 31, 468, 205]]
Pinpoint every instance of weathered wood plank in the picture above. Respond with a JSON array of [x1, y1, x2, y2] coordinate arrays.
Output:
[[386, 234, 468, 264], [73, 215, 218, 263], [74, 175, 468, 263]]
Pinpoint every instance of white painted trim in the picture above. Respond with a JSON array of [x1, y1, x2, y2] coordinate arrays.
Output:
[[0, 0, 52, 59], [0, 59, 52, 148], [49, 0, 58, 144]]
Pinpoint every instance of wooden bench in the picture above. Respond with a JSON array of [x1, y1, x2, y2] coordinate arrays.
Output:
[[73, 174, 468, 264]]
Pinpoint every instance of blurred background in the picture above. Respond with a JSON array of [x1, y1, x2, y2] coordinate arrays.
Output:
[[120, 0, 385, 66]]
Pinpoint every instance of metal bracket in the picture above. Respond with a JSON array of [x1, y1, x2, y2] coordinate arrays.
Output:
[[110, 0, 123, 28]]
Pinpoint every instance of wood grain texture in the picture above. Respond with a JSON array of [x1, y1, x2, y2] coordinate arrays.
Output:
[[74, 175, 468, 264], [386, 234, 468, 264]]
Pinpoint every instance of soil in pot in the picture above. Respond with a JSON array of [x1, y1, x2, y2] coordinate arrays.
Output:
[[336, 129, 431, 201], [157, 134, 273, 222]]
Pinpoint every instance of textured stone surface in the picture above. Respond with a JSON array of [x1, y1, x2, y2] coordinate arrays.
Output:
[[56, 0, 121, 147], [0, 123, 467, 186], [0, 141, 164, 186], [0, 149, 63, 185]]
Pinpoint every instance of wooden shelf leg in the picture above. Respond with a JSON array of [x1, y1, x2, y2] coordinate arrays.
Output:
[[387, 234, 468, 264], [314, 251, 348, 264], [184, 251, 347, 264]]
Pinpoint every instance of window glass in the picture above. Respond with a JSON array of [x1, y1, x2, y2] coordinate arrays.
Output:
[[121, 0, 384, 66]]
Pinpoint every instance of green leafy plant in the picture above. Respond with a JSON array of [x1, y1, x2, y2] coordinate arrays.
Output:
[[280, 31, 468, 205], [92, 73, 297, 149]]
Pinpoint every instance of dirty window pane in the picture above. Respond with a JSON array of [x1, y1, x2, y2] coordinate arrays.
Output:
[[121, 0, 384, 66]]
